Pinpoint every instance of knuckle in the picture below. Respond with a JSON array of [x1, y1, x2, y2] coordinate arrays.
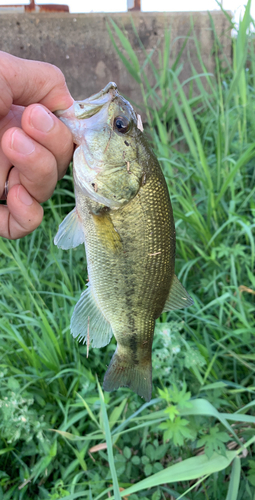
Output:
[[39, 156, 56, 180], [48, 63, 65, 82], [23, 205, 44, 232], [37, 61, 65, 83], [46, 63, 68, 93], [7, 192, 44, 238], [59, 131, 73, 158]]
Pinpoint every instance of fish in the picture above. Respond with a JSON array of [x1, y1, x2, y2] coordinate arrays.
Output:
[[54, 82, 193, 402]]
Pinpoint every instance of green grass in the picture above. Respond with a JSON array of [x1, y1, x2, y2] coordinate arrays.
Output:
[[0, 3, 255, 499]]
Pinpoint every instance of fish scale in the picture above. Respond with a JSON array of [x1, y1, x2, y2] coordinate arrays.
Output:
[[54, 82, 193, 401]]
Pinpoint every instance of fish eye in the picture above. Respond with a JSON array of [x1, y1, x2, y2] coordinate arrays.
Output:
[[114, 116, 131, 134]]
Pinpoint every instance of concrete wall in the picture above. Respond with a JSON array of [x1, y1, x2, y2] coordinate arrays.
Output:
[[0, 11, 231, 106]]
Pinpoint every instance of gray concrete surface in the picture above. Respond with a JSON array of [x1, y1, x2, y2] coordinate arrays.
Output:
[[0, 11, 231, 109]]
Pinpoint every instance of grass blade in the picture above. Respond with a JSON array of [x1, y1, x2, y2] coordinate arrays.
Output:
[[109, 450, 237, 498], [225, 457, 241, 500], [97, 380, 121, 500]]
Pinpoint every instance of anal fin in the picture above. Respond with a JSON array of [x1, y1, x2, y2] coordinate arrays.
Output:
[[103, 348, 152, 402], [71, 284, 113, 348], [163, 275, 193, 312], [54, 208, 84, 250]]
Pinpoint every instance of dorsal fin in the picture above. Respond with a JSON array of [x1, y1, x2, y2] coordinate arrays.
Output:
[[163, 275, 193, 312]]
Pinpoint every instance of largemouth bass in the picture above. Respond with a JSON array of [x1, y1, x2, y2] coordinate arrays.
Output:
[[54, 82, 193, 401]]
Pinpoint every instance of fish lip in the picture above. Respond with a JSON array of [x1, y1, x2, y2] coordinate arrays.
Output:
[[75, 82, 119, 120], [85, 82, 118, 102], [54, 105, 74, 119], [55, 83, 119, 122]]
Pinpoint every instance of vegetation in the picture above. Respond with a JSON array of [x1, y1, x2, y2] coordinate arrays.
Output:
[[0, 2, 255, 498]]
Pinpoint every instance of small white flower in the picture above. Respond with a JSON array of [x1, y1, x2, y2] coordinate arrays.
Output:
[[172, 346, 180, 354]]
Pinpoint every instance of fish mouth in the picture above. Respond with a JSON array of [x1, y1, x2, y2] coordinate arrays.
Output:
[[54, 83, 119, 147], [55, 82, 136, 136], [56, 82, 119, 121]]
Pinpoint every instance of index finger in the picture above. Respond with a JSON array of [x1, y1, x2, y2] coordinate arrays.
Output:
[[0, 51, 73, 118]]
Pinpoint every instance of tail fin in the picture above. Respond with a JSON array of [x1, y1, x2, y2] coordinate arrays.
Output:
[[103, 349, 152, 402]]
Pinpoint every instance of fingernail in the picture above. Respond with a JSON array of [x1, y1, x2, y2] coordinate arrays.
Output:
[[17, 185, 33, 206], [11, 130, 35, 155], [30, 105, 54, 133]]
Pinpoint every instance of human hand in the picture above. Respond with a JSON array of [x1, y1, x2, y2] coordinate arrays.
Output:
[[0, 51, 74, 239]]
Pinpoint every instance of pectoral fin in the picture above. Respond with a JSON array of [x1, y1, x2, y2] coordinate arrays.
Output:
[[163, 275, 193, 312], [92, 212, 122, 252], [71, 284, 113, 348], [54, 208, 84, 250]]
